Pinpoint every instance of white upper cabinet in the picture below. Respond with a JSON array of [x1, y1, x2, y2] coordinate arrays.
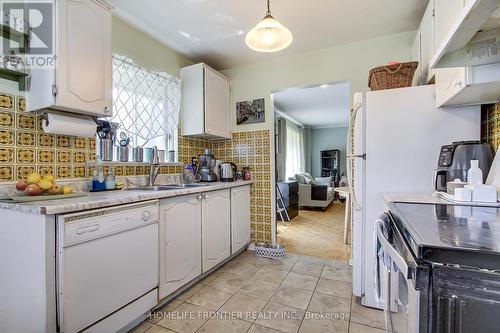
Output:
[[201, 189, 231, 273], [181, 63, 231, 139], [434, 0, 466, 54], [413, 0, 436, 85], [159, 195, 202, 300], [27, 0, 113, 117], [230, 185, 251, 254]]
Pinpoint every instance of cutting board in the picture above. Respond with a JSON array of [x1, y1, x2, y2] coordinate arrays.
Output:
[[0, 192, 88, 203]]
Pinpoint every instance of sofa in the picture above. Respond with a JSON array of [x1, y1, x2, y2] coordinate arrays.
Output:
[[292, 174, 335, 210]]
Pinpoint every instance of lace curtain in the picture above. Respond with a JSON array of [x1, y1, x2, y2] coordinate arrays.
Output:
[[111, 55, 181, 150], [285, 123, 305, 178]]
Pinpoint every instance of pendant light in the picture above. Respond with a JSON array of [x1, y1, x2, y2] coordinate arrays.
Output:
[[245, 0, 293, 52]]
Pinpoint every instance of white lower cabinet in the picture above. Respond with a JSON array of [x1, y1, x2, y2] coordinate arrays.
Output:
[[231, 185, 251, 254], [159, 194, 202, 300], [158, 187, 247, 299], [201, 189, 231, 273]]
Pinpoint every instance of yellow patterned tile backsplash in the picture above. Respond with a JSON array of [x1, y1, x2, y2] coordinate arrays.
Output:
[[0, 91, 273, 243]]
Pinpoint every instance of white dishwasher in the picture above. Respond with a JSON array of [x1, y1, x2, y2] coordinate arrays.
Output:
[[56, 201, 159, 333]]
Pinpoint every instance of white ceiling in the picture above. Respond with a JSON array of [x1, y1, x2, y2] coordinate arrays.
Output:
[[108, 0, 427, 70], [273, 82, 350, 128]]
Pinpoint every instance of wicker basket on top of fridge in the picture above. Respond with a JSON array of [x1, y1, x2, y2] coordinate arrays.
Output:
[[368, 61, 418, 91]]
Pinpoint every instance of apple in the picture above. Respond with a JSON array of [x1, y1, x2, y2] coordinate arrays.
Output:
[[48, 184, 62, 195], [16, 180, 28, 191], [25, 184, 42, 196]]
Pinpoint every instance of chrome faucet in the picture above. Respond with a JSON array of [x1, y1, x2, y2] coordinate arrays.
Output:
[[148, 145, 160, 186]]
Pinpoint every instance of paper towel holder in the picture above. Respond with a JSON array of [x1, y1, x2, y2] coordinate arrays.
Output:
[[39, 109, 97, 127]]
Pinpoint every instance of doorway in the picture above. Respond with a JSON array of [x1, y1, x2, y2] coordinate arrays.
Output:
[[272, 81, 351, 260]]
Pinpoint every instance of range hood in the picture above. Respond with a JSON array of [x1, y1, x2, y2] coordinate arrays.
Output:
[[431, 0, 500, 69]]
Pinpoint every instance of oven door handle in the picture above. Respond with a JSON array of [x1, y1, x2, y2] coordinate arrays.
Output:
[[375, 219, 409, 279]]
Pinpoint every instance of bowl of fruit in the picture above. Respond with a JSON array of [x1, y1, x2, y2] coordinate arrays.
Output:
[[16, 173, 73, 196]]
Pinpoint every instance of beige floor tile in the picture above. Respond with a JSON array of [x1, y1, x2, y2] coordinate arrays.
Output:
[[264, 259, 296, 272], [248, 324, 284, 333], [208, 272, 247, 293], [233, 252, 269, 266], [199, 270, 224, 286], [197, 317, 252, 333], [144, 325, 177, 333], [298, 255, 327, 265], [129, 321, 154, 333], [324, 259, 351, 269], [148, 299, 184, 324], [186, 286, 233, 311], [254, 266, 289, 284], [270, 285, 313, 310], [222, 262, 262, 278], [256, 302, 305, 333], [298, 312, 349, 333], [349, 322, 386, 333], [157, 303, 210, 333], [307, 293, 350, 320], [282, 272, 319, 291], [315, 278, 352, 299], [291, 262, 324, 277], [176, 283, 204, 301], [320, 265, 352, 283], [238, 279, 280, 300], [219, 293, 268, 322], [350, 299, 386, 330]]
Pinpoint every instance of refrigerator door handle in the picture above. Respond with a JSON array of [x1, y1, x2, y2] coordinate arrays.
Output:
[[347, 102, 363, 211]]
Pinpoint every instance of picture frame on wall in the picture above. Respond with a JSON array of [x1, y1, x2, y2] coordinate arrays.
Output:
[[236, 98, 265, 125]]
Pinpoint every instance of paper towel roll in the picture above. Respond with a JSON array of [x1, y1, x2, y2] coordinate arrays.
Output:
[[42, 113, 96, 137]]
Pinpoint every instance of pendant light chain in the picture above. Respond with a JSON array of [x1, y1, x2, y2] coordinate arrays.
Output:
[[266, 0, 271, 15]]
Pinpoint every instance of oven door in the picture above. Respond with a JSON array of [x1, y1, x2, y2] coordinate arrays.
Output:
[[375, 214, 420, 333]]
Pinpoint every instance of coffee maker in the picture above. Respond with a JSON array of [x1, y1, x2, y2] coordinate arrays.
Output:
[[434, 141, 495, 192], [196, 148, 218, 182]]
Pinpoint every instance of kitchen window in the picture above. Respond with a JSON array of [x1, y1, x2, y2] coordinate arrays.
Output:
[[111, 55, 181, 159]]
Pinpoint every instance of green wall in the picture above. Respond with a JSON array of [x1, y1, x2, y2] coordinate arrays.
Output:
[[112, 16, 193, 77], [221, 31, 415, 133], [311, 127, 348, 178]]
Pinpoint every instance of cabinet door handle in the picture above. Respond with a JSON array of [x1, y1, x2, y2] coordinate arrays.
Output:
[[76, 224, 100, 235], [202, 194, 208, 199], [196, 194, 203, 200]]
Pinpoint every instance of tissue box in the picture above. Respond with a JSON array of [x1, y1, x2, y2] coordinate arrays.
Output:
[[465, 184, 497, 203]]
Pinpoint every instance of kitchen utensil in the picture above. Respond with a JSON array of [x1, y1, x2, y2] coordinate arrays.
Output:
[[144, 148, 154, 163], [99, 138, 113, 161], [167, 150, 175, 163], [220, 162, 237, 182], [132, 146, 144, 162], [119, 146, 129, 162], [196, 148, 218, 182], [157, 150, 165, 163]]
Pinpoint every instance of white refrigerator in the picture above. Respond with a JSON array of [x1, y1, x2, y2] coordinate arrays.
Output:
[[347, 85, 480, 309]]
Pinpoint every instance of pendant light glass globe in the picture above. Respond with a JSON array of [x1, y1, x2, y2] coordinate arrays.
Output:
[[245, 1, 293, 52]]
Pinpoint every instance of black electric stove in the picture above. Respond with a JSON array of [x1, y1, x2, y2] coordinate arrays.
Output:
[[385, 202, 500, 333], [389, 202, 500, 271]]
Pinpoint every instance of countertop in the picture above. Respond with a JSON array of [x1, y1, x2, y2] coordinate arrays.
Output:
[[384, 192, 500, 207], [0, 180, 254, 215]]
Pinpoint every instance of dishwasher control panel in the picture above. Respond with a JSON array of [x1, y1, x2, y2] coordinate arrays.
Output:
[[60, 201, 159, 246]]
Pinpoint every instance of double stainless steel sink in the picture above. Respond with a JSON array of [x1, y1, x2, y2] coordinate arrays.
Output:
[[127, 183, 209, 191]]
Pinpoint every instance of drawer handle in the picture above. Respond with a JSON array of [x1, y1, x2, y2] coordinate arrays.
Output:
[[76, 224, 100, 235]]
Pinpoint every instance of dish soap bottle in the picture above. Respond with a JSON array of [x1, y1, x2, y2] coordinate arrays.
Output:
[[467, 160, 483, 185], [104, 168, 116, 190]]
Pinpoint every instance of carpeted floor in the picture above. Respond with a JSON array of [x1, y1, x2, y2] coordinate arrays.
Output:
[[276, 202, 351, 260]]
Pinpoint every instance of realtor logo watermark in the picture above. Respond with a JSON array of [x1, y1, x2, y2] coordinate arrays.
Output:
[[1, 1, 55, 68]]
